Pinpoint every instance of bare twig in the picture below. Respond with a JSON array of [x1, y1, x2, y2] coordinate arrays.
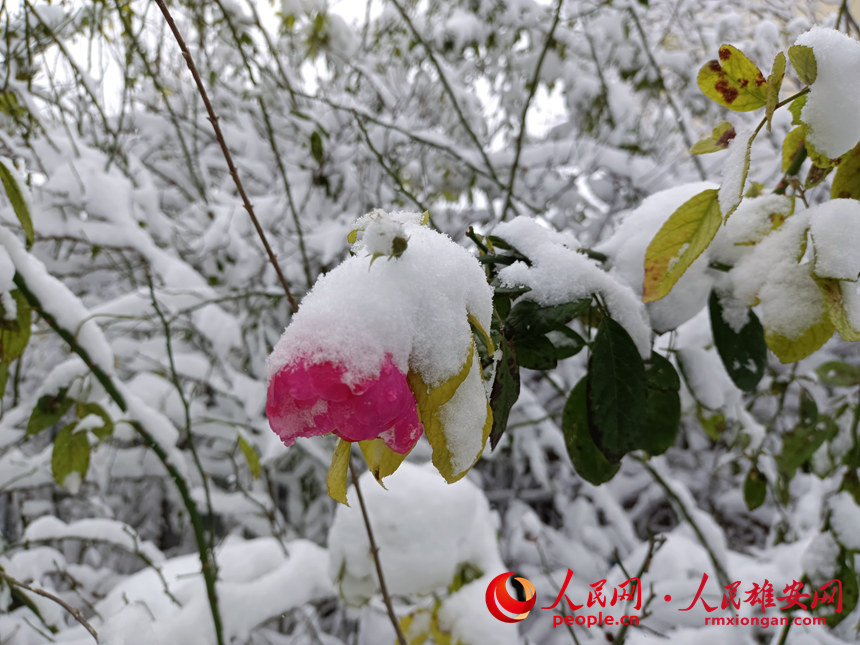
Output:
[[349, 460, 408, 645], [352, 111, 434, 223], [501, 0, 564, 221], [627, 5, 706, 181], [152, 0, 298, 313], [388, 0, 505, 200], [0, 568, 99, 643]]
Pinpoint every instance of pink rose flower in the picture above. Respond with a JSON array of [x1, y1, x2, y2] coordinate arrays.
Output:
[[266, 354, 423, 454]]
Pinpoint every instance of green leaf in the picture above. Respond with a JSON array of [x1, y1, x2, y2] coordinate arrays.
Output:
[[777, 412, 837, 479], [27, 388, 73, 435], [515, 334, 557, 370], [238, 435, 261, 479], [0, 159, 34, 248], [697, 408, 726, 440], [448, 562, 484, 594], [327, 439, 351, 505], [788, 94, 806, 125], [743, 466, 767, 510], [489, 335, 520, 448], [690, 121, 736, 155], [640, 352, 681, 456], [546, 327, 586, 359], [505, 298, 591, 338], [0, 290, 31, 362], [823, 555, 858, 628], [816, 361, 860, 387], [562, 378, 621, 485], [643, 189, 722, 302], [788, 45, 817, 85], [51, 424, 90, 493], [765, 52, 785, 130], [587, 318, 647, 461], [697, 45, 768, 111], [310, 130, 324, 165], [708, 291, 766, 391], [75, 402, 114, 441], [831, 143, 860, 199]]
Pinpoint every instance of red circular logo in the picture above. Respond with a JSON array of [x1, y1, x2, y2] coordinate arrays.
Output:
[[485, 572, 537, 623]]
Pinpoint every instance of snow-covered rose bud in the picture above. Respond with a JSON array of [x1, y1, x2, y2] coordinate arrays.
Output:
[[266, 210, 494, 502]]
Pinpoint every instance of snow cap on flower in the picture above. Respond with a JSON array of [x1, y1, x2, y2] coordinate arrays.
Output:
[[266, 210, 494, 500]]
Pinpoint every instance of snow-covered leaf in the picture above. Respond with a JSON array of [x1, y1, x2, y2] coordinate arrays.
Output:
[[708, 291, 766, 391], [51, 423, 90, 493]]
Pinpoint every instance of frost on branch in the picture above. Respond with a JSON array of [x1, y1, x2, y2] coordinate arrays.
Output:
[[267, 210, 494, 500]]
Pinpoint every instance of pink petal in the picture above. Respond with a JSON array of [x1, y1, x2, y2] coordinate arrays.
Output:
[[266, 355, 423, 454]]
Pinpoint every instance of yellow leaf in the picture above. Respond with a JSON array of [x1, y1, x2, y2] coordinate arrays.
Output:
[[327, 439, 351, 505], [697, 45, 767, 112], [359, 438, 410, 484], [690, 121, 736, 155], [467, 312, 494, 355], [765, 52, 785, 130], [400, 611, 430, 645], [831, 143, 860, 199], [643, 189, 722, 303], [408, 344, 492, 483], [765, 316, 834, 363], [814, 277, 860, 342], [782, 126, 806, 173]]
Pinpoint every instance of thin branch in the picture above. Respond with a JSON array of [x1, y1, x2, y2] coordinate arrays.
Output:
[[637, 457, 730, 588], [210, 0, 313, 287], [501, 0, 564, 222], [627, 5, 706, 181], [352, 111, 433, 222], [0, 568, 99, 643], [349, 460, 407, 645], [152, 0, 298, 313], [388, 0, 505, 202], [146, 272, 217, 564], [12, 272, 225, 645]]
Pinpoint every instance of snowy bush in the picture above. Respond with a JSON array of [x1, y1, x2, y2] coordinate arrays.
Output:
[[0, 1, 858, 645]]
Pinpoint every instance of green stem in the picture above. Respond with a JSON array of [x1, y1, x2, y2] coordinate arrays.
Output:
[[638, 458, 730, 588], [13, 272, 225, 645]]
